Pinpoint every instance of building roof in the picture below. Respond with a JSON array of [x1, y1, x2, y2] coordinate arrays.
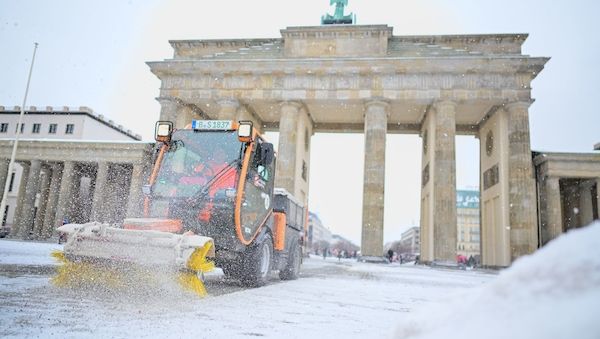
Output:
[[533, 151, 600, 179], [167, 27, 531, 61], [401, 226, 420, 238], [595, 143, 599, 151], [308, 211, 322, 222], [0, 106, 142, 141]]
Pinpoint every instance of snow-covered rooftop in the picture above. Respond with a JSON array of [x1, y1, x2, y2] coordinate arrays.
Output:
[[0, 105, 142, 140]]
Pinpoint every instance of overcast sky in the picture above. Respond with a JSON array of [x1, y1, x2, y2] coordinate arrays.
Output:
[[1, 0, 599, 244]]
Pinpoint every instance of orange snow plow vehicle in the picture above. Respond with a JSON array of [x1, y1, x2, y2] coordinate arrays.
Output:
[[54, 120, 306, 296]]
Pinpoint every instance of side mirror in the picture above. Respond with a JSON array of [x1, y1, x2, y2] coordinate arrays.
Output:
[[259, 142, 274, 166], [237, 121, 254, 143], [155, 121, 173, 143]]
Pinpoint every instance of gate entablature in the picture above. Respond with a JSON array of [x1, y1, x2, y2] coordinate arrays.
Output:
[[149, 25, 546, 135]]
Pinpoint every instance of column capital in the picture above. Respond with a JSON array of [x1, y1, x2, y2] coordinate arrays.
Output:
[[504, 100, 533, 112], [433, 99, 457, 111], [580, 178, 596, 190], [545, 175, 560, 188], [279, 100, 304, 110], [364, 99, 390, 120], [156, 96, 178, 105], [364, 99, 390, 110], [29, 159, 41, 168], [216, 98, 240, 110]]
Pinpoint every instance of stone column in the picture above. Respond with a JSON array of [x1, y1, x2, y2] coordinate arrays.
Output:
[[42, 164, 62, 238], [158, 98, 179, 123], [10, 162, 29, 237], [216, 99, 240, 120], [33, 168, 51, 237], [432, 101, 458, 262], [505, 102, 538, 259], [0, 158, 10, 197], [126, 164, 146, 218], [361, 100, 389, 257], [579, 181, 594, 227], [54, 161, 76, 227], [91, 162, 109, 222], [275, 101, 303, 195], [596, 178, 600, 218], [544, 176, 563, 244], [19, 159, 42, 238], [175, 104, 197, 129]]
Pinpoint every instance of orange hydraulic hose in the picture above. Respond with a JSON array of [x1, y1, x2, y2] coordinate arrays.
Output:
[[143, 144, 168, 217], [234, 141, 254, 245], [233, 131, 271, 245]]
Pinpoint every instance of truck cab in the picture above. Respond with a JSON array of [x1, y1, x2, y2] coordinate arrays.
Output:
[[138, 120, 304, 286]]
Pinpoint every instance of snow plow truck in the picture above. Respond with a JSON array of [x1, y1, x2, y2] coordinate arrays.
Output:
[[54, 120, 306, 295]]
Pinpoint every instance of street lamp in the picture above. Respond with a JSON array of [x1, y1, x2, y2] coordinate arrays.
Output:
[[0, 43, 39, 236]]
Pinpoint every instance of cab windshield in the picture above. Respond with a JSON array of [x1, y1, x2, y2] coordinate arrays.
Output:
[[153, 130, 241, 198]]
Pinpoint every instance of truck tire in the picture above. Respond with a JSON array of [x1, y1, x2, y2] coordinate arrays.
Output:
[[241, 234, 273, 287], [279, 241, 301, 280]]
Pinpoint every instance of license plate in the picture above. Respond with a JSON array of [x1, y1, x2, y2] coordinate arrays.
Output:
[[191, 120, 233, 130]]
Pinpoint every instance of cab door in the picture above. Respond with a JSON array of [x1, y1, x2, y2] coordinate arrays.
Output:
[[238, 137, 275, 243]]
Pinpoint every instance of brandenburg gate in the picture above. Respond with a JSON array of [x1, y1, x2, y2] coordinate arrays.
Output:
[[148, 19, 548, 266]]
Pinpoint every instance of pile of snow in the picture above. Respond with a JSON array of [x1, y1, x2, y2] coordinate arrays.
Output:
[[394, 221, 600, 339]]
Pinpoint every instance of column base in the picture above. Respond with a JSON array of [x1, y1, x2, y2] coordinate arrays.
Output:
[[428, 260, 465, 270], [356, 256, 390, 264]]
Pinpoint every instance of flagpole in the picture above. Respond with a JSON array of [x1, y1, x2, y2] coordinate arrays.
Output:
[[0, 42, 39, 235]]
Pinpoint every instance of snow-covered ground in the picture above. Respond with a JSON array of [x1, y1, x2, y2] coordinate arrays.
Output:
[[394, 221, 600, 339], [0, 239, 62, 266], [1, 223, 599, 338]]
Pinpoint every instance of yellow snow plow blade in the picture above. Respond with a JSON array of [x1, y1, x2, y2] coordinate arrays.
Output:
[[52, 222, 215, 297], [51, 250, 128, 289]]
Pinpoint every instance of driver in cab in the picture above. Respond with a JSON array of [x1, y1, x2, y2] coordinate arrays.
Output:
[[178, 147, 237, 222]]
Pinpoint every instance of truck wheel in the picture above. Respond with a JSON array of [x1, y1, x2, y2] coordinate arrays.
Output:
[[279, 241, 301, 280], [242, 234, 273, 287]]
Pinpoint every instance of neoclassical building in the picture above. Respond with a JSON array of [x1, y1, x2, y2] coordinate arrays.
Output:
[[0, 106, 152, 239], [533, 150, 600, 247]]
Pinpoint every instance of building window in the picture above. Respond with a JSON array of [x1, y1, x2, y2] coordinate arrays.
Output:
[[0, 123, 8, 133], [305, 128, 310, 151], [65, 124, 75, 134], [48, 123, 57, 134], [15, 123, 24, 134], [2, 205, 8, 226], [486, 130, 494, 157], [302, 160, 307, 181], [8, 172, 15, 192], [32, 123, 41, 134]]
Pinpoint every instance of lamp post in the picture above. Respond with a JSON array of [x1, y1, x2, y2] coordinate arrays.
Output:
[[0, 43, 39, 235]]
